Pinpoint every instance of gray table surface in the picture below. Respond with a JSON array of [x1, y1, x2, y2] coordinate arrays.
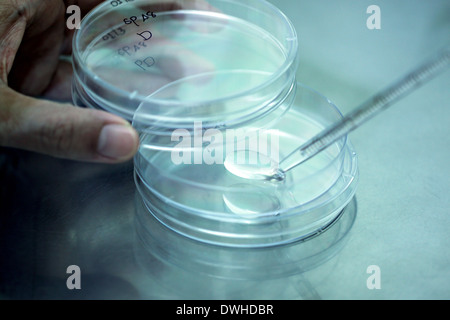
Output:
[[0, 0, 449, 299]]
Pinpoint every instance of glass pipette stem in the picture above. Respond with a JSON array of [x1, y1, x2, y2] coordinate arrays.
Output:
[[280, 48, 450, 173]]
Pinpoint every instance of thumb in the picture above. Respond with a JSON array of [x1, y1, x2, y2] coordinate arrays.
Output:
[[0, 87, 139, 163]]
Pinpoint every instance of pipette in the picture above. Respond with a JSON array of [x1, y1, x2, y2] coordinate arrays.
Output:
[[224, 48, 450, 181]]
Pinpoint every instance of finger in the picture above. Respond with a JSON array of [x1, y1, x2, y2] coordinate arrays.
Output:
[[6, 3, 65, 96], [0, 86, 139, 163], [41, 58, 73, 101]]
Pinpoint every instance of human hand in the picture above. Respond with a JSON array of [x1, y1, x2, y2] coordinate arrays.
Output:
[[0, 0, 139, 163]]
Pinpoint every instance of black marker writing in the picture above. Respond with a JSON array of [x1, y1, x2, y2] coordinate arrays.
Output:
[[135, 56, 155, 70], [117, 41, 148, 56], [124, 11, 157, 27], [110, 0, 134, 8], [102, 27, 126, 41], [137, 30, 152, 41]]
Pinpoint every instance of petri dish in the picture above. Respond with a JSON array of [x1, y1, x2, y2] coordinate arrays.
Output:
[[134, 193, 357, 286], [72, 0, 358, 249], [72, 0, 298, 121], [134, 83, 359, 247]]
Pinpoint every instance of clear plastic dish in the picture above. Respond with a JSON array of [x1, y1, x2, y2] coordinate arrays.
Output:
[[72, 0, 358, 249], [72, 0, 298, 121], [134, 195, 357, 291], [134, 83, 359, 247]]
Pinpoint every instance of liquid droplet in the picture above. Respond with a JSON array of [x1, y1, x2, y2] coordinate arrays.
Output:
[[224, 150, 285, 182]]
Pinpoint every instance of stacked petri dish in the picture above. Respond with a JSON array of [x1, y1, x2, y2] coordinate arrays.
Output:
[[73, 0, 359, 283]]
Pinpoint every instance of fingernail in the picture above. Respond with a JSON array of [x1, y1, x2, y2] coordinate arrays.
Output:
[[97, 124, 138, 160]]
